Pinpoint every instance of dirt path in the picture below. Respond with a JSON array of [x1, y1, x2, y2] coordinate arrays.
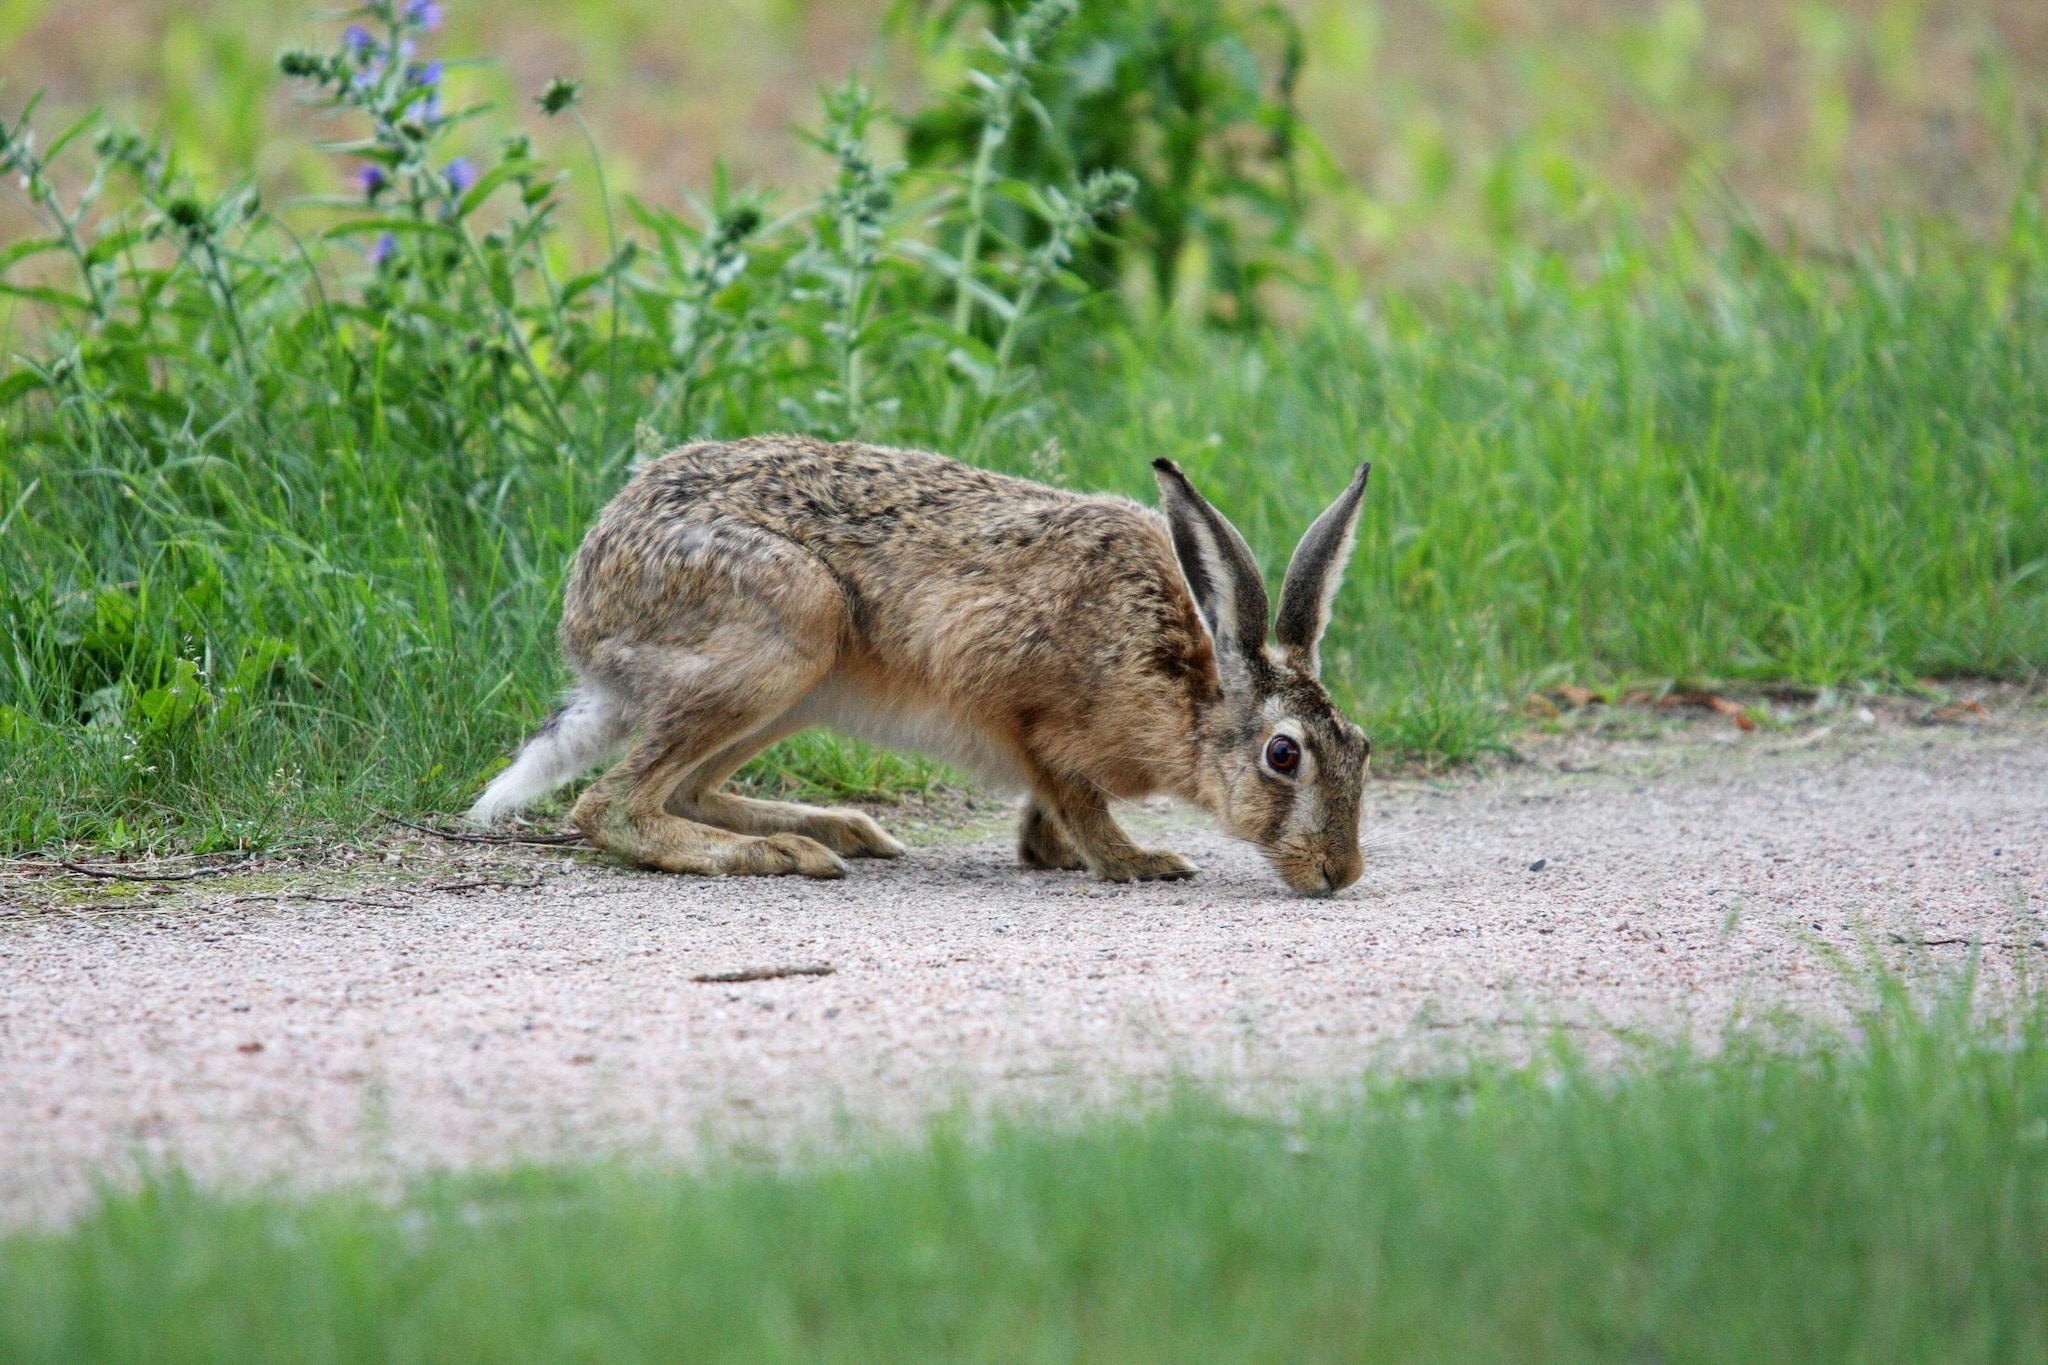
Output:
[[4, 713, 2045, 1223]]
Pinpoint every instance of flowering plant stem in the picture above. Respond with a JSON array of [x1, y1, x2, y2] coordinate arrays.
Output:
[[568, 106, 625, 457]]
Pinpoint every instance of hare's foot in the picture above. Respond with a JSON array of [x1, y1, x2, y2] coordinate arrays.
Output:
[[678, 791, 904, 859], [576, 792, 848, 878], [787, 807, 904, 859], [716, 830, 849, 878], [1092, 847, 1198, 882], [1017, 800, 1087, 871], [1030, 774, 1200, 884]]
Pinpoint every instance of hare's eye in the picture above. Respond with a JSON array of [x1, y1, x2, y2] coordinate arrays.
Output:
[[1264, 734, 1301, 776]]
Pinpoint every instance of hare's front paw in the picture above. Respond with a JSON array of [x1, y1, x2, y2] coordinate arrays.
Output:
[[1095, 848, 1198, 882]]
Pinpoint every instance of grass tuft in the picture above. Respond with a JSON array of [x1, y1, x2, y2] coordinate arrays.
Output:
[[3, 976, 2045, 1361]]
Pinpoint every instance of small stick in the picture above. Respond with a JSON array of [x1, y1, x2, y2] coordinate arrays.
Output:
[[222, 892, 413, 911], [56, 860, 252, 883], [1888, 933, 2044, 950], [3, 850, 216, 867], [692, 963, 835, 984], [428, 877, 545, 895], [385, 816, 585, 847]]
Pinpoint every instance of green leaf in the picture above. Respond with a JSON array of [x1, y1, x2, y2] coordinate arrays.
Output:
[[0, 283, 93, 311], [321, 218, 462, 243], [0, 236, 65, 273], [135, 657, 208, 732], [43, 105, 105, 162], [82, 227, 146, 266], [0, 370, 47, 407], [457, 161, 548, 218]]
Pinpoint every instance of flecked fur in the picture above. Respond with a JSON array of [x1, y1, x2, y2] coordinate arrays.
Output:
[[468, 436, 1373, 894]]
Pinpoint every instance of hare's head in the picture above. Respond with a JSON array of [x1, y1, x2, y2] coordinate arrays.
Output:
[[1154, 459, 1373, 897]]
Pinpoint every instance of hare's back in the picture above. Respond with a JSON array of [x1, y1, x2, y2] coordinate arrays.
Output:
[[624, 435, 1161, 569], [648, 435, 1065, 528], [569, 434, 1216, 741]]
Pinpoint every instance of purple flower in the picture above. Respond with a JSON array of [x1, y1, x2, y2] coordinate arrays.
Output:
[[357, 163, 388, 198], [405, 0, 444, 32], [407, 59, 443, 87], [370, 232, 397, 266], [341, 24, 373, 53], [444, 157, 476, 195]]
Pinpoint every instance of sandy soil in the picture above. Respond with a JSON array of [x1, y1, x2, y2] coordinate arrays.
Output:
[[3, 708, 2045, 1224]]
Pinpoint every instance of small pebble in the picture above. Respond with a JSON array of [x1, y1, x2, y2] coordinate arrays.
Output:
[[1528, 858, 1548, 872]]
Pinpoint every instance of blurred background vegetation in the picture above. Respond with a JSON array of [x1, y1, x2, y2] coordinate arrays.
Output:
[[5, 0, 2044, 288]]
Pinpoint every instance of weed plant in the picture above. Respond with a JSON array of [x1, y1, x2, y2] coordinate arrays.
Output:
[[897, 0, 1311, 325], [0, 0, 2044, 853], [2, 975, 2045, 1362], [0, 0, 1129, 851]]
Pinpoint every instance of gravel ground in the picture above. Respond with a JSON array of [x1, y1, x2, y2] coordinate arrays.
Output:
[[3, 707, 2045, 1224]]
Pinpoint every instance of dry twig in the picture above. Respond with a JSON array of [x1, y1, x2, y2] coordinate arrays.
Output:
[[692, 963, 836, 984], [428, 877, 546, 895], [1888, 933, 2044, 951], [55, 859, 253, 884], [223, 892, 413, 911]]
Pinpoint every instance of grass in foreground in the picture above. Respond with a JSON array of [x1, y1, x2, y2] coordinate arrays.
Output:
[[3, 980, 2046, 1363]]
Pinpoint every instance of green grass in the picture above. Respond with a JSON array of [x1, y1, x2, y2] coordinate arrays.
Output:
[[6, 217, 2044, 852], [1033, 219, 2048, 749], [4, 978, 2045, 1362]]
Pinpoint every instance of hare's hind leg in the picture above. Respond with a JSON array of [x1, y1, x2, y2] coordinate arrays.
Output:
[[569, 525, 853, 879], [572, 663, 848, 878], [666, 723, 905, 859], [1017, 799, 1086, 871]]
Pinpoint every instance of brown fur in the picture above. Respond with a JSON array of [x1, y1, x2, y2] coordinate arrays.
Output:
[[470, 435, 1373, 895]]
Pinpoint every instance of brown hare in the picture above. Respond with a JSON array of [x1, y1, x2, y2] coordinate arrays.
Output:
[[467, 436, 1373, 895]]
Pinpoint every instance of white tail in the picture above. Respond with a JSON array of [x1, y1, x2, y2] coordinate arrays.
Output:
[[464, 684, 629, 826]]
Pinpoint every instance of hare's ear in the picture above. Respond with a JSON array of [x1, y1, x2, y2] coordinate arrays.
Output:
[[1153, 459, 1271, 682], [1274, 463, 1370, 675]]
